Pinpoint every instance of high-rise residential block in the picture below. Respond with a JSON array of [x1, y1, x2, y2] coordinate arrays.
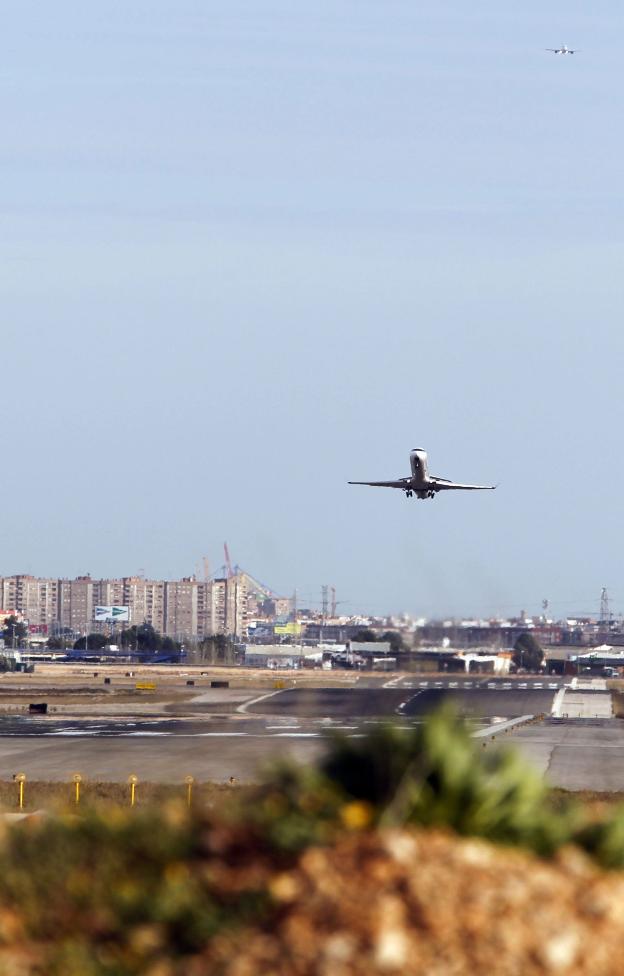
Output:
[[0, 572, 249, 639]]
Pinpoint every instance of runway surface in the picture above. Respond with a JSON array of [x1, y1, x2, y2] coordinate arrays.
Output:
[[0, 677, 620, 789], [245, 686, 558, 720], [507, 720, 624, 792]]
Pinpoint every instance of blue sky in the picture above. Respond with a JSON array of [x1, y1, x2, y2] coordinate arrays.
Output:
[[1, 1, 623, 619]]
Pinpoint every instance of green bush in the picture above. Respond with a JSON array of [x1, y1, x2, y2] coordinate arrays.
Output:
[[258, 708, 624, 865], [0, 805, 271, 974], [259, 709, 577, 855]]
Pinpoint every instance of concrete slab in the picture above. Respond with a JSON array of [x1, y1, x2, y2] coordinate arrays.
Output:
[[508, 721, 624, 791], [0, 735, 325, 784], [559, 692, 613, 719]]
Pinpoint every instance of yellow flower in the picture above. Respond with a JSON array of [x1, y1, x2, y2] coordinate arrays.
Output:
[[340, 801, 373, 830]]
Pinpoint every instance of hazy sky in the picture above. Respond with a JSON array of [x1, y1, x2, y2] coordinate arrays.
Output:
[[1, 1, 623, 619]]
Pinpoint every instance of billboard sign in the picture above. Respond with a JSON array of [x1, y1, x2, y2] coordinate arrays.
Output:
[[274, 622, 302, 636], [94, 606, 130, 623]]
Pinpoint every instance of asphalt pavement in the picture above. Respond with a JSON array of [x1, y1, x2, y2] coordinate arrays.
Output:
[[507, 720, 624, 792], [0, 678, 620, 789], [246, 686, 558, 720]]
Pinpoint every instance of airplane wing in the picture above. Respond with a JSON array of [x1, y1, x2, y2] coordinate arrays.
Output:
[[348, 480, 410, 489], [432, 480, 496, 491]]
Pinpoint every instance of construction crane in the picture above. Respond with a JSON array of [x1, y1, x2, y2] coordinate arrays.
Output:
[[322, 585, 328, 620], [223, 543, 234, 579], [599, 587, 611, 636], [235, 570, 281, 601]]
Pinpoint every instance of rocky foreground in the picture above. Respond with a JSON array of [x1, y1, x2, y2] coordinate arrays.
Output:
[[204, 827, 624, 976], [1, 817, 624, 975]]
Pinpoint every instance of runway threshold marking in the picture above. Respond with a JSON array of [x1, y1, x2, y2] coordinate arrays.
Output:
[[236, 689, 284, 714]]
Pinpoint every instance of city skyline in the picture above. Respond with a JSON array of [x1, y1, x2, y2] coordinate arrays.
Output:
[[0, 567, 618, 632]]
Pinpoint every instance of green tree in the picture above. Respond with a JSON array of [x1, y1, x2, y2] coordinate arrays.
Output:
[[351, 628, 377, 643], [187, 634, 237, 665], [73, 633, 109, 651], [115, 624, 180, 657], [161, 636, 179, 655], [513, 632, 545, 672], [382, 630, 406, 653], [2, 616, 27, 646]]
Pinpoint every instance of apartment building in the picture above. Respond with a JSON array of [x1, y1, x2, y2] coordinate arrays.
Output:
[[163, 578, 197, 638], [92, 578, 125, 609], [120, 577, 166, 633], [59, 576, 94, 632], [0, 575, 60, 627], [0, 572, 249, 639], [209, 576, 248, 639]]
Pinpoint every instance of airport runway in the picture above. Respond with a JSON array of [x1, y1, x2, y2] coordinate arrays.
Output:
[[245, 685, 559, 720], [507, 720, 624, 792], [0, 678, 620, 789]]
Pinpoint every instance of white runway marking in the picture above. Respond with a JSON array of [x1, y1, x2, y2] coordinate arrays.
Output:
[[48, 730, 105, 736], [127, 732, 170, 736], [237, 689, 283, 714], [271, 732, 320, 738], [195, 732, 250, 737]]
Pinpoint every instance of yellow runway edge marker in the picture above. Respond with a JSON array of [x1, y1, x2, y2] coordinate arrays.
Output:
[[128, 774, 139, 807]]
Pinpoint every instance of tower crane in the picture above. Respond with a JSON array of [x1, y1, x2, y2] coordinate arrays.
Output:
[[223, 542, 234, 579]]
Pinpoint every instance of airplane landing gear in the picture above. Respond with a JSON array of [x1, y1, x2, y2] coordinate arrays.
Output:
[[405, 489, 413, 498]]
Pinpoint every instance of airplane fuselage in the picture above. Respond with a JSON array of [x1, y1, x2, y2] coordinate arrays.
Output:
[[408, 449, 459, 497], [409, 449, 434, 496]]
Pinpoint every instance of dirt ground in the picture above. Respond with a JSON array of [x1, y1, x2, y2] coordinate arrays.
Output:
[[0, 663, 361, 709], [0, 778, 246, 813]]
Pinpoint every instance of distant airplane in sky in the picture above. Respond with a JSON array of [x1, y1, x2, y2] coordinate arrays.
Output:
[[546, 45, 579, 55], [349, 449, 496, 500]]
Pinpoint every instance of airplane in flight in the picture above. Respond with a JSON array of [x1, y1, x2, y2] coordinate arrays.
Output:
[[349, 449, 496, 500], [546, 45, 579, 55]]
